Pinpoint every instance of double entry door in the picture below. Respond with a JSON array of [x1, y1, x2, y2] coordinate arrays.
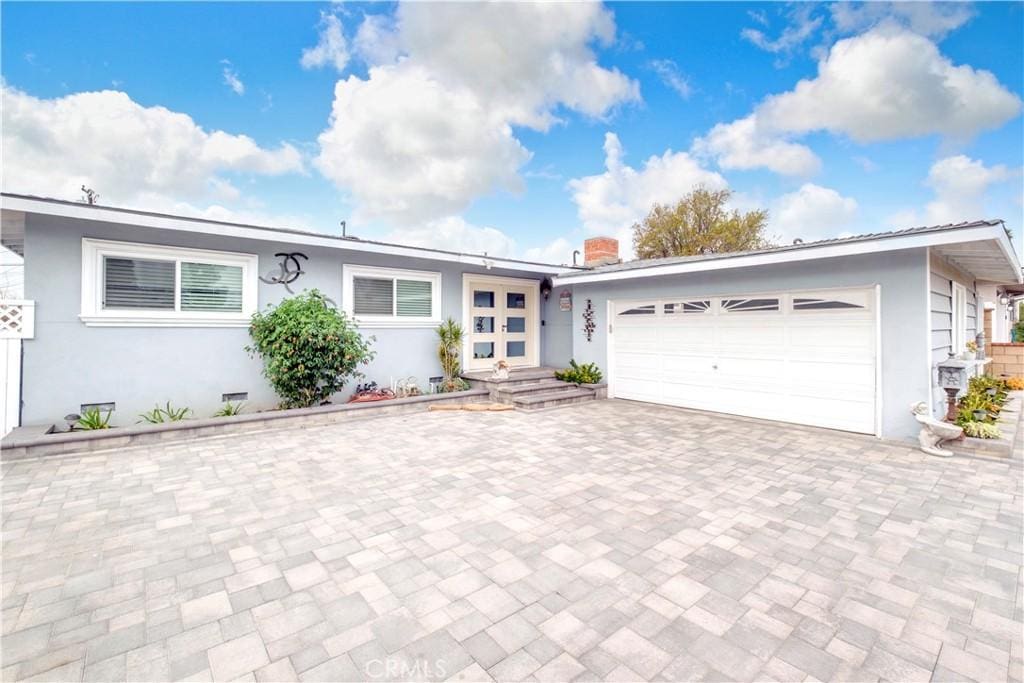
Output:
[[465, 276, 538, 371]]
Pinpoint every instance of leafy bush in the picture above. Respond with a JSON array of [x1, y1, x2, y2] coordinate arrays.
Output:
[[213, 401, 245, 417], [436, 377, 470, 393], [963, 421, 1002, 439], [969, 375, 1007, 395], [1015, 319, 1024, 342], [437, 318, 464, 380], [139, 402, 191, 423], [247, 290, 374, 409], [555, 360, 603, 384], [76, 407, 112, 430], [1006, 377, 1024, 391]]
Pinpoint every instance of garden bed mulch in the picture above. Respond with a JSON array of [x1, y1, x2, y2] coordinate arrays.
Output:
[[1, 389, 489, 461]]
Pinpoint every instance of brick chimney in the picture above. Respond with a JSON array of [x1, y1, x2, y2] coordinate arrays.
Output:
[[583, 237, 619, 266]]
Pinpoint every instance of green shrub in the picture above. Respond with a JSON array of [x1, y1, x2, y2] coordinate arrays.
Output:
[[963, 421, 1002, 439], [436, 377, 471, 393], [247, 290, 374, 409], [555, 360, 603, 384]]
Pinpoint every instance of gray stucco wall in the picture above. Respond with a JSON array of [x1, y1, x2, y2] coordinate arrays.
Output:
[[21, 214, 564, 425], [564, 248, 931, 440]]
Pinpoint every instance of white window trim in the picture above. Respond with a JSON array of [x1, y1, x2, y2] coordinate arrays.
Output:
[[952, 281, 968, 353], [342, 264, 442, 328], [80, 238, 258, 327]]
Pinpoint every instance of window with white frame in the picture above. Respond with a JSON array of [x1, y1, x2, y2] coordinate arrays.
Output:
[[342, 265, 441, 326], [80, 239, 258, 326]]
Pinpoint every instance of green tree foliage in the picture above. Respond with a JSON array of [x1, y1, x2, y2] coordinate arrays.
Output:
[[632, 187, 772, 259], [247, 290, 374, 409]]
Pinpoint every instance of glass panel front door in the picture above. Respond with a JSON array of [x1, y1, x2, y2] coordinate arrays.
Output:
[[466, 279, 536, 370]]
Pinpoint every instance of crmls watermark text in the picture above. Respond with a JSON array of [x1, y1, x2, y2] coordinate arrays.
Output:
[[365, 658, 448, 679]]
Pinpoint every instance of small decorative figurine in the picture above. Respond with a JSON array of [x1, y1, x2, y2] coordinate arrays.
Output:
[[491, 360, 510, 380]]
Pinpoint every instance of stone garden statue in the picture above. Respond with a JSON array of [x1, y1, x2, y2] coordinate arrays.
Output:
[[911, 401, 962, 457]]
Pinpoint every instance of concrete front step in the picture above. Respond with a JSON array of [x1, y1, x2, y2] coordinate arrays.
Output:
[[513, 387, 597, 410], [495, 380, 577, 399], [462, 367, 557, 387]]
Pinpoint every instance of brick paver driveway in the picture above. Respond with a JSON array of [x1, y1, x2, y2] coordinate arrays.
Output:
[[2, 400, 1022, 682]]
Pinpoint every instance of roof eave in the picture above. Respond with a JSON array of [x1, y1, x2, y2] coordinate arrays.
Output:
[[552, 223, 1017, 286]]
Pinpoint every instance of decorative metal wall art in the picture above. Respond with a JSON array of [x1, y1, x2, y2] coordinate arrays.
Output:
[[583, 299, 596, 342], [260, 252, 308, 293]]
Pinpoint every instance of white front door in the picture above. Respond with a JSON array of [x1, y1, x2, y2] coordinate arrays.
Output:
[[609, 287, 878, 434], [464, 276, 539, 370]]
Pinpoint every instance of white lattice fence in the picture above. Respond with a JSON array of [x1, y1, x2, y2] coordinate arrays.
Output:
[[0, 300, 34, 339]]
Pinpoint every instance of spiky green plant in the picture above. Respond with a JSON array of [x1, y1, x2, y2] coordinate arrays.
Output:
[[138, 402, 191, 424], [554, 360, 603, 385], [213, 401, 245, 417], [76, 407, 112, 430], [436, 317, 464, 381]]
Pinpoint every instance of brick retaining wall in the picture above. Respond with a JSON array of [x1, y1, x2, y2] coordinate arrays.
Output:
[[988, 343, 1024, 378]]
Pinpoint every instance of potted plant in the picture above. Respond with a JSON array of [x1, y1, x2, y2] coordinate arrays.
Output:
[[963, 341, 978, 360]]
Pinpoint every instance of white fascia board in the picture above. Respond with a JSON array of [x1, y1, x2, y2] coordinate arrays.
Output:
[[2, 195, 573, 275], [553, 224, 1013, 286], [993, 228, 1023, 284]]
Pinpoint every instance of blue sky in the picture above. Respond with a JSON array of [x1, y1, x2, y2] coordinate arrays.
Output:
[[2, 1, 1022, 263]]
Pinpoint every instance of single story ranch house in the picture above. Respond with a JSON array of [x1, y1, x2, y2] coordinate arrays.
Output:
[[1, 192, 1020, 442]]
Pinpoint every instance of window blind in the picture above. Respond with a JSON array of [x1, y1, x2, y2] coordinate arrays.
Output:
[[103, 257, 175, 310], [181, 262, 243, 312], [353, 277, 394, 315], [396, 279, 432, 317]]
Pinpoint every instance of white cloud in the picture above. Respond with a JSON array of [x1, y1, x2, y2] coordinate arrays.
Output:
[[1, 86, 304, 210], [315, 65, 530, 225], [648, 59, 691, 99], [758, 27, 1021, 143], [353, 14, 400, 66], [382, 215, 516, 258], [741, 4, 823, 58], [770, 183, 858, 243], [568, 132, 728, 242], [221, 60, 245, 95], [913, 155, 1013, 225], [697, 27, 1021, 176], [693, 115, 821, 176], [830, 2, 975, 39], [523, 237, 575, 266], [316, 3, 639, 226], [301, 12, 350, 73], [391, 2, 638, 129]]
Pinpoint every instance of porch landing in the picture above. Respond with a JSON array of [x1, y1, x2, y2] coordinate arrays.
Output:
[[461, 367, 604, 410]]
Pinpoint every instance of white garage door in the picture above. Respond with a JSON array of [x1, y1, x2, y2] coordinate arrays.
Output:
[[609, 288, 878, 434]]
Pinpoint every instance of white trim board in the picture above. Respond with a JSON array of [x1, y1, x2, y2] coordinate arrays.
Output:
[[3, 194, 575, 276], [461, 273, 542, 370], [341, 264, 442, 329], [554, 224, 1021, 285], [80, 238, 259, 328]]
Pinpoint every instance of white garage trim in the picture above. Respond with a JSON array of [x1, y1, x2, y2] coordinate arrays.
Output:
[[607, 286, 882, 436]]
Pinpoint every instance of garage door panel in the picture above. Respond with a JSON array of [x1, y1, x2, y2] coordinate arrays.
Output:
[[611, 288, 877, 434]]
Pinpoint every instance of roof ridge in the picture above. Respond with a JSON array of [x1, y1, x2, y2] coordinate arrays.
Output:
[[0, 191, 582, 270]]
